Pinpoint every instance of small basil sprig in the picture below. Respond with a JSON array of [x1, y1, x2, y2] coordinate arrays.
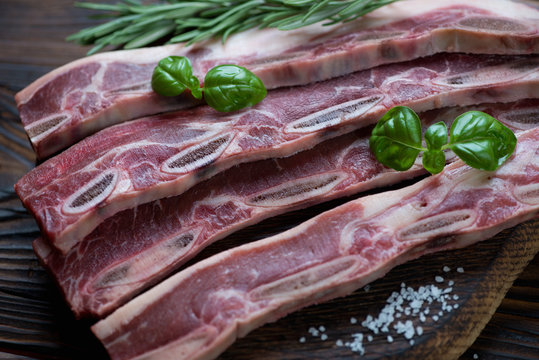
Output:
[[152, 56, 266, 112], [152, 56, 202, 99], [369, 106, 517, 174]]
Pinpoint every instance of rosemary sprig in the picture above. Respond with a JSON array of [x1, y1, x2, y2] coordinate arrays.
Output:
[[68, 0, 400, 55]]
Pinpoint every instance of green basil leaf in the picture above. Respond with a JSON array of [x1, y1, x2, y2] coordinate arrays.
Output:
[[203, 65, 267, 112], [151, 56, 202, 98], [422, 149, 446, 174], [424, 121, 448, 151], [369, 106, 423, 171], [448, 111, 517, 171]]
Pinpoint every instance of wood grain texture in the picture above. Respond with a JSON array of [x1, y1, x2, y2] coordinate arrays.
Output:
[[0, 1, 537, 359]]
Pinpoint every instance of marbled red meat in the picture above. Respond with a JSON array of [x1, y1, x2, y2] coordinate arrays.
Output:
[[33, 100, 538, 318], [15, 0, 539, 158], [16, 53, 539, 254], [92, 127, 539, 360]]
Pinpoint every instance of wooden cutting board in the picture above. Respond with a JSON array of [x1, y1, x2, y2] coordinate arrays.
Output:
[[0, 1, 537, 359]]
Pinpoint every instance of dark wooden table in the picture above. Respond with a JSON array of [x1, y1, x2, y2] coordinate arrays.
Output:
[[0, 1, 538, 359]]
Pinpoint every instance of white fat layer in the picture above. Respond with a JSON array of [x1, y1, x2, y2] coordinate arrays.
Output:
[[105, 82, 152, 94], [285, 96, 383, 134], [433, 61, 537, 88], [246, 172, 347, 207], [32, 237, 52, 259], [162, 134, 234, 174], [62, 170, 118, 215], [249, 256, 359, 301]]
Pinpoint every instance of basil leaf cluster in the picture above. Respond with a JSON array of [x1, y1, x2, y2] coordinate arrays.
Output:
[[152, 56, 266, 112], [369, 106, 517, 175]]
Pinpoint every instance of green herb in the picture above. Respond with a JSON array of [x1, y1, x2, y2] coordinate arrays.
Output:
[[369, 106, 517, 174], [203, 65, 267, 112], [152, 56, 201, 98], [68, 0, 400, 55], [369, 106, 423, 171], [151, 56, 266, 112]]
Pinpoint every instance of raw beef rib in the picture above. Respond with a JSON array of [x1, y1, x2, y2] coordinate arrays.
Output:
[[16, 54, 539, 254], [33, 100, 538, 318], [15, 0, 539, 158], [92, 127, 539, 360]]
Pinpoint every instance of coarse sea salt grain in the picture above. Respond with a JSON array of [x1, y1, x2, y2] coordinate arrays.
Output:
[[301, 269, 460, 355], [457, 267, 464, 273], [346, 333, 365, 355]]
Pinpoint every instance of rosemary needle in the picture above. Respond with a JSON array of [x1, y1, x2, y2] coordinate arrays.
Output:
[[68, 0, 400, 55]]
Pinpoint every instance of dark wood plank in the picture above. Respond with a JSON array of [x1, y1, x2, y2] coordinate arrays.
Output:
[[0, 1, 537, 359]]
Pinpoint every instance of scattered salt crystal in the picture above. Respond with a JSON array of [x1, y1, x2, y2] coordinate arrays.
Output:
[[404, 308, 411, 316], [319, 326, 326, 332], [336, 339, 343, 346], [364, 285, 371, 292], [334, 279, 461, 356], [473, 354, 478, 359], [410, 299, 423, 310], [457, 267, 464, 273], [299, 337, 306, 343], [308, 327, 320, 337], [443, 266, 451, 272], [347, 333, 365, 355], [403, 320, 415, 339], [431, 286, 441, 298], [321, 334, 328, 341], [453, 304, 459, 309]]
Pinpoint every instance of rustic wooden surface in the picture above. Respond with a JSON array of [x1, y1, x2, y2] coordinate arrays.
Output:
[[0, 1, 538, 359]]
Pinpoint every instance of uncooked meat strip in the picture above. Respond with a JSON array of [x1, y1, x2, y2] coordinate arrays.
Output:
[[33, 100, 538, 318], [16, 53, 539, 254], [16, 0, 539, 158], [92, 127, 539, 360]]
